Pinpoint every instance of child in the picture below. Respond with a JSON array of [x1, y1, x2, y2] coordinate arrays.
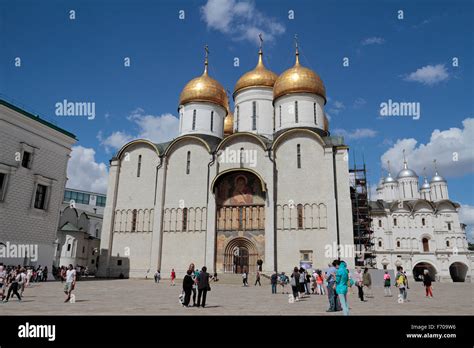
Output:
[[170, 269, 176, 286], [423, 269, 433, 298]]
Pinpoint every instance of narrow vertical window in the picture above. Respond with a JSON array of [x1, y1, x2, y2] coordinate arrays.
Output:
[[422, 238, 429, 252], [295, 101, 299, 123], [137, 155, 142, 177], [297, 204, 304, 229], [210, 111, 214, 132], [192, 110, 196, 130], [236, 106, 239, 131], [240, 147, 244, 168], [447, 222, 451, 231], [34, 184, 47, 210], [182, 208, 188, 231], [378, 220, 382, 228], [313, 103, 317, 124], [393, 218, 397, 226], [22, 151, 32, 168], [252, 101, 257, 130], [279, 105, 282, 127], [297, 144, 301, 169], [131, 209, 137, 232], [422, 218, 425, 226], [186, 151, 191, 174]]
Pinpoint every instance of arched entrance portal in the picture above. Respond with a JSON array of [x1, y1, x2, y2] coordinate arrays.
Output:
[[213, 169, 266, 273], [223, 238, 258, 273], [413, 262, 437, 282], [449, 262, 468, 282]]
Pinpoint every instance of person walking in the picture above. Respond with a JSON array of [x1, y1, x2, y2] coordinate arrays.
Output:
[[19, 268, 27, 297], [395, 266, 408, 302], [423, 269, 433, 298], [279, 272, 288, 294], [189, 263, 198, 306], [316, 270, 325, 295], [355, 268, 365, 302], [170, 269, 176, 286], [335, 261, 350, 315], [0, 264, 6, 301], [254, 271, 261, 286], [383, 271, 392, 297], [154, 269, 161, 283], [197, 266, 210, 308], [242, 271, 248, 287], [3, 270, 22, 303], [270, 272, 278, 294], [182, 270, 194, 307], [64, 264, 76, 303], [298, 268, 306, 298], [363, 268, 372, 298], [43, 266, 48, 282], [325, 261, 341, 312], [290, 267, 300, 301]]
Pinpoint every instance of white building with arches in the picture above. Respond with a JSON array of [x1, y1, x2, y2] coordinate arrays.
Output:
[[98, 43, 354, 278], [371, 161, 472, 282]]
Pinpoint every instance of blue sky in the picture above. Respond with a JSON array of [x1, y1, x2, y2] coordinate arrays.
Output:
[[1, 0, 473, 236]]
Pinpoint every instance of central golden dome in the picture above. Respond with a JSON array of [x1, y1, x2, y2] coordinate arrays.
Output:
[[223, 112, 234, 136], [233, 49, 278, 97], [179, 52, 229, 111], [273, 48, 326, 102]]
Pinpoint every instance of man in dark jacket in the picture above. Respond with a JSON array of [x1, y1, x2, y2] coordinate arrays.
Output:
[[182, 270, 194, 307], [422, 269, 433, 298], [197, 266, 210, 308]]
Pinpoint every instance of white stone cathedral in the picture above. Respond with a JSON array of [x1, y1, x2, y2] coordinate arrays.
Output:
[[371, 160, 472, 282], [98, 42, 355, 278]]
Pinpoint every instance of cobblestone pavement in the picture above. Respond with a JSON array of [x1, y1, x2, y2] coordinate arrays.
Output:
[[1, 279, 473, 315]]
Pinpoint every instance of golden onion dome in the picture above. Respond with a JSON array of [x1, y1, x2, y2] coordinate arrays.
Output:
[[223, 112, 234, 136], [273, 45, 326, 102], [233, 48, 278, 97], [179, 48, 229, 111]]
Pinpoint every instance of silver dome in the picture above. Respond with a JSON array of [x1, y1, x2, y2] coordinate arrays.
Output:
[[431, 172, 446, 183], [384, 173, 397, 183], [397, 162, 418, 179], [421, 178, 430, 190], [377, 177, 385, 189]]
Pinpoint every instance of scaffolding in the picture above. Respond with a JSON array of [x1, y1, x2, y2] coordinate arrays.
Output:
[[349, 161, 376, 267]]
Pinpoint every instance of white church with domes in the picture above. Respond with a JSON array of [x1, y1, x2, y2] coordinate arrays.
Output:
[[97, 41, 355, 278], [371, 159, 472, 282]]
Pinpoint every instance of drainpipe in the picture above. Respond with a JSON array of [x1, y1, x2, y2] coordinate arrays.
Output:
[[150, 157, 163, 268], [205, 152, 217, 268], [157, 156, 167, 271], [267, 147, 277, 272], [332, 146, 341, 260]]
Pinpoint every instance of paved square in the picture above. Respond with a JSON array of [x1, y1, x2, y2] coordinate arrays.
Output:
[[1, 279, 473, 315]]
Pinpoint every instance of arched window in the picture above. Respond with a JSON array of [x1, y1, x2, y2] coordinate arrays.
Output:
[[240, 147, 244, 168], [252, 101, 257, 130], [192, 110, 196, 130], [236, 106, 240, 131], [186, 151, 191, 175], [297, 204, 303, 229], [137, 155, 142, 178], [422, 217, 425, 226], [295, 101, 299, 123], [131, 209, 137, 232], [210, 111, 214, 132], [279, 105, 282, 127], [422, 237, 429, 252], [447, 222, 451, 231], [313, 103, 317, 124], [378, 240, 382, 247], [393, 218, 397, 226], [297, 144, 301, 169], [378, 220, 382, 228], [446, 240, 450, 247], [182, 208, 188, 231], [396, 240, 400, 248]]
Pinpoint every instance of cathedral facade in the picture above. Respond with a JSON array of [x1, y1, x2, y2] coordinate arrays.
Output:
[[98, 43, 355, 278], [371, 161, 472, 282]]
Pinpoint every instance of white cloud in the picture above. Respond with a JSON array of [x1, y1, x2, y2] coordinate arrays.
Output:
[[98, 109, 179, 152], [361, 37, 385, 46], [67, 146, 109, 194], [404, 64, 449, 86], [328, 100, 345, 115], [459, 204, 474, 241], [380, 118, 474, 177], [333, 128, 377, 140], [353, 98, 367, 109], [200, 0, 285, 44]]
